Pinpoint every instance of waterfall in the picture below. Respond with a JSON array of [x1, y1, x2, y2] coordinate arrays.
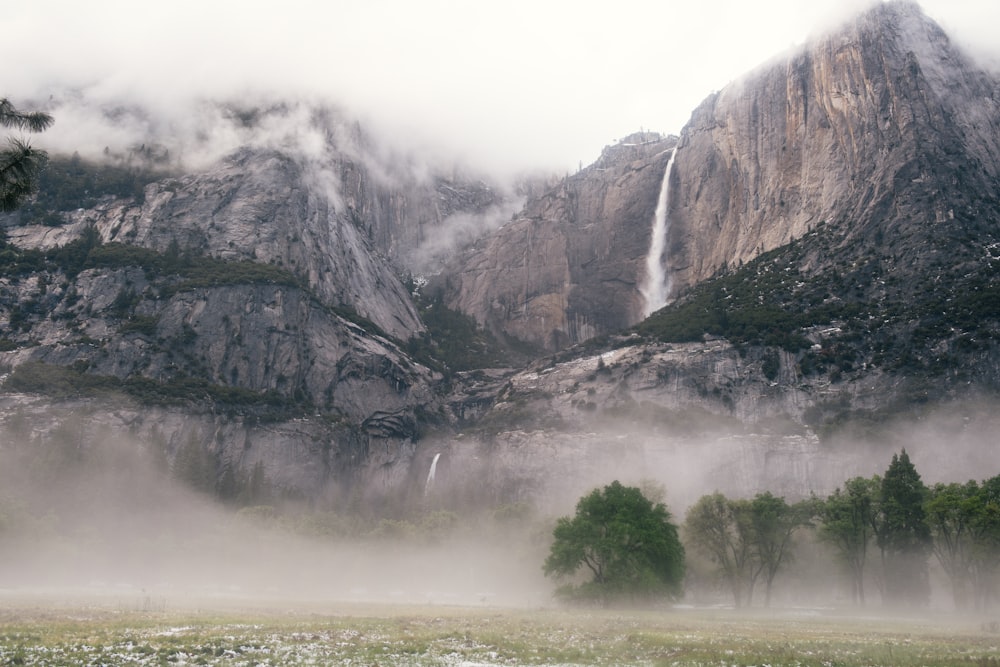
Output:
[[640, 147, 678, 317], [424, 452, 441, 495]]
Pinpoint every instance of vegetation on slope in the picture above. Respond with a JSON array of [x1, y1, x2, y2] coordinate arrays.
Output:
[[3, 361, 302, 421], [405, 281, 514, 372], [14, 151, 168, 224], [0, 230, 349, 419], [635, 222, 1000, 385]]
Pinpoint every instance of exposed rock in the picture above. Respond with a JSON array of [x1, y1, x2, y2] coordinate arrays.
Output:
[[438, 3, 1000, 348], [434, 132, 675, 351], [669, 0, 1000, 293], [431, 335, 998, 513], [3, 4, 1000, 514], [0, 393, 415, 504]]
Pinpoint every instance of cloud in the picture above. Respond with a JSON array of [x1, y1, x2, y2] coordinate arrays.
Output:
[[4, 1, 998, 178]]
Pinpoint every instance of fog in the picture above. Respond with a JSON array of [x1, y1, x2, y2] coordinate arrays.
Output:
[[0, 425, 552, 609], [0, 394, 997, 613], [5, 1, 999, 180]]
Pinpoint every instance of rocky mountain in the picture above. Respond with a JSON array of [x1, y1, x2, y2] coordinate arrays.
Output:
[[669, 0, 1000, 294], [438, 1, 1000, 353], [1, 2, 999, 515], [0, 107, 511, 506], [423, 0, 1000, 508]]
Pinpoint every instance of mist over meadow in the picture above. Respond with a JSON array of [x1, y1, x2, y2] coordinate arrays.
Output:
[[0, 393, 996, 612]]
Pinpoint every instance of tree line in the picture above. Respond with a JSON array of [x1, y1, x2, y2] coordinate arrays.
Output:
[[544, 450, 1000, 610]]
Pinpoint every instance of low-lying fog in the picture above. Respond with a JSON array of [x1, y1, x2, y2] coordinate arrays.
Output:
[[0, 397, 997, 613], [0, 434, 551, 608]]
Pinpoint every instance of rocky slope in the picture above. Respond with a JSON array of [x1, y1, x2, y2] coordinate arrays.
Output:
[[0, 107, 511, 507], [417, 1, 1000, 511], [426, 333, 1000, 514]]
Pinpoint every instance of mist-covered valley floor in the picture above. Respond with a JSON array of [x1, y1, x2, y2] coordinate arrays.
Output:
[[2, 399, 999, 612], [0, 433, 554, 609], [1, 406, 999, 666]]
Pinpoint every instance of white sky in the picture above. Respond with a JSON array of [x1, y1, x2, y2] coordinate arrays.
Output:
[[4, 0, 998, 177]]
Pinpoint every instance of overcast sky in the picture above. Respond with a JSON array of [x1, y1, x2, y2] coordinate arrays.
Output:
[[5, 0, 999, 177]]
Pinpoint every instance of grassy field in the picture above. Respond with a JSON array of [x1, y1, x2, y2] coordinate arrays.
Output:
[[0, 597, 997, 666]]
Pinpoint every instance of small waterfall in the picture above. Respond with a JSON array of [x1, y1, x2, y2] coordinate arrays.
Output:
[[640, 147, 678, 317], [424, 452, 441, 495]]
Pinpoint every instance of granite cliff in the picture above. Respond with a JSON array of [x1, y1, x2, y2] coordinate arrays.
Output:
[[438, 1, 1000, 351], [432, 133, 676, 351], [668, 0, 1000, 293], [419, 1, 1000, 510]]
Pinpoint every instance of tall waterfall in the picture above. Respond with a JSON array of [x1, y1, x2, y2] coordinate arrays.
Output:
[[424, 452, 441, 495], [640, 147, 678, 317]]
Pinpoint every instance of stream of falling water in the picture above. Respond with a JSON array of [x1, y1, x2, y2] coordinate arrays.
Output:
[[640, 147, 678, 317], [424, 452, 441, 495]]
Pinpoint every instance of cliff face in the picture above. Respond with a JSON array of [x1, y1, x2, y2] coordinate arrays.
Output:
[[427, 329, 1000, 513], [668, 0, 1000, 292], [439, 2, 1000, 349], [435, 134, 675, 351], [9, 143, 507, 341], [412, 2, 1000, 511]]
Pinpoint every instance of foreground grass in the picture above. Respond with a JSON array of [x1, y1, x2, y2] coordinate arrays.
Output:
[[0, 601, 997, 666]]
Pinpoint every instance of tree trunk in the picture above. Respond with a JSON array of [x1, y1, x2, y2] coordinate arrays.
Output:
[[852, 560, 865, 607]]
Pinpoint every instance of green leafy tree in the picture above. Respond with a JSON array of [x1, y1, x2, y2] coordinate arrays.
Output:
[[877, 449, 932, 606], [1, 98, 54, 212], [543, 481, 685, 605], [926, 480, 979, 609], [750, 492, 813, 607], [933, 475, 1000, 611], [683, 492, 755, 607], [818, 476, 880, 606], [686, 491, 812, 607], [968, 475, 1000, 610]]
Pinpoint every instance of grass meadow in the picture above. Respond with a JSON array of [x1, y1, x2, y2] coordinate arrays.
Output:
[[0, 596, 997, 666]]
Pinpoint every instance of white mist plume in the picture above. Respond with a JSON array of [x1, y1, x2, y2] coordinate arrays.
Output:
[[410, 200, 523, 274]]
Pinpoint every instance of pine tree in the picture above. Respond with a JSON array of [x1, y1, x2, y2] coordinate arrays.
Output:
[[1, 98, 54, 212], [877, 449, 932, 606]]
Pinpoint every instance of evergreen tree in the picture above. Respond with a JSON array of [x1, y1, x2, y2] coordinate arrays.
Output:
[[1, 98, 54, 212], [878, 449, 931, 606]]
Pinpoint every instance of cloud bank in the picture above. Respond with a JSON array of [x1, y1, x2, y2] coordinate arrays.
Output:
[[4, 1, 998, 177]]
